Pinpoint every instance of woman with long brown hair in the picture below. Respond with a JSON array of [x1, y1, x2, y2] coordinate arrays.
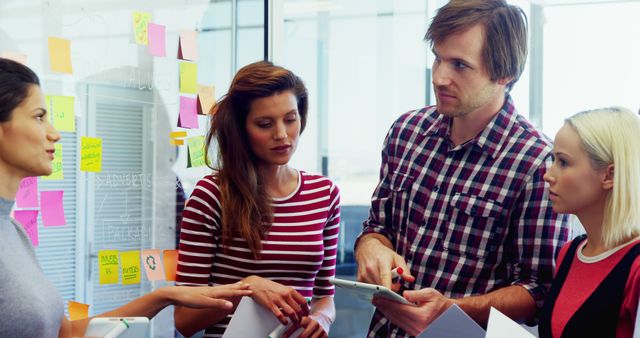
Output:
[[174, 61, 340, 338]]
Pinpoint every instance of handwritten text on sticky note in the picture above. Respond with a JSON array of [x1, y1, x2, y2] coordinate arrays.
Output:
[[13, 210, 39, 246], [81, 137, 102, 172], [121, 250, 141, 285], [132, 12, 151, 45], [42, 143, 63, 180], [16, 176, 38, 208], [187, 136, 206, 168], [99, 250, 119, 284]]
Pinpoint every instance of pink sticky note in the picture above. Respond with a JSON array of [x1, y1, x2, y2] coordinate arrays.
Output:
[[178, 96, 199, 129], [178, 30, 198, 61], [16, 177, 38, 208], [141, 249, 166, 281], [40, 190, 66, 226], [147, 23, 166, 57], [14, 210, 39, 246]]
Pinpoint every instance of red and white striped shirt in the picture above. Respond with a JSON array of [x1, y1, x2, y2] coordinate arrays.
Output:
[[176, 170, 340, 337]]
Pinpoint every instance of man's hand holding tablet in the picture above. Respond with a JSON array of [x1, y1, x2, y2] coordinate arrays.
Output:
[[328, 277, 417, 307]]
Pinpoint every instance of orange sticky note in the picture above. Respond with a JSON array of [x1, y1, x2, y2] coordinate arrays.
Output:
[[68, 301, 89, 321], [170, 139, 184, 146], [48, 37, 73, 74], [197, 84, 215, 115], [141, 250, 166, 281], [163, 249, 178, 281]]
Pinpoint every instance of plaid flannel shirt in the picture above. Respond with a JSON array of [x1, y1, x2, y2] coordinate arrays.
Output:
[[359, 95, 569, 338]]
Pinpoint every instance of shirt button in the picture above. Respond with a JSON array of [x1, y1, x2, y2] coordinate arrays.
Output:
[[433, 185, 439, 192], [471, 206, 478, 214], [407, 253, 414, 261]]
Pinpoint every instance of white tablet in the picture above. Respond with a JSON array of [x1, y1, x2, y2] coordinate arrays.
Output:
[[329, 277, 416, 306], [83, 317, 150, 338]]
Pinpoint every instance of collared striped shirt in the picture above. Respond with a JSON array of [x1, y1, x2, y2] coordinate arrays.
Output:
[[176, 170, 340, 337], [359, 96, 569, 338]]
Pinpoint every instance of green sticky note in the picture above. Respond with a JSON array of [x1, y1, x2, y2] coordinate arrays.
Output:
[[179, 62, 197, 94], [51, 95, 75, 132], [187, 135, 206, 167], [81, 137, 102, 172], [99, 250, 119, 284], [42, 143, 63, 180]]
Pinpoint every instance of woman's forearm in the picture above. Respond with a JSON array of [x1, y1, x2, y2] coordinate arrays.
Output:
[[310, 296, 336, 333], [70, 287, 174, 336]]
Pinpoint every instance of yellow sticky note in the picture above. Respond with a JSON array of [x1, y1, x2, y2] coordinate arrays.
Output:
[[42, 143, 63, 180], [48, 36, 73, 74], [68, 301, 89, 321], [132, 11, 152, 45], [179, 62, 197, 94], [51, 95, 75, 132], [197, 84, 216, 115], [170, 139, 184, 146], [170, 131, 187, 138], [187, 136, 206, 167], [81, 137, 102, 172], [98, 250, 119, 284], [121, 250, 141, 285]]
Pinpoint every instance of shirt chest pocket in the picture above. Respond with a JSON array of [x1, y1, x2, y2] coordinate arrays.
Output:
[[439, 193, 504, 259], [388, 172, 417, 232]]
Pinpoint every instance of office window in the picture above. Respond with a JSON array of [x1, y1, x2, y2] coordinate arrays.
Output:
[[0, 1, 264, 336], [541, 1, 640, 137]]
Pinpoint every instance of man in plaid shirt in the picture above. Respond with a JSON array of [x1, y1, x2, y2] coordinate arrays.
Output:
[[354, 0, 569, 337]]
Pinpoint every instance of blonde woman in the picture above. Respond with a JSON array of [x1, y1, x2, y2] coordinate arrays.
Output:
[[539, 107, 640, 338]]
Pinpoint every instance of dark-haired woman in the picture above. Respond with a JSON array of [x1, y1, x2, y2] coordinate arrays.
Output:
[[174, 61, 340, 338], [0, 58, 252, 338]]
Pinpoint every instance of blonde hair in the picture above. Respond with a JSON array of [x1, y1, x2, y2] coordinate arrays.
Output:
[[566, 107, 640, 248]]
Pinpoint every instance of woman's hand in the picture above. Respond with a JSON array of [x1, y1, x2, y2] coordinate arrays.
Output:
[[243, 275, 308, 324], [282, 315, 328, 338], [163, 282, 252, 310]]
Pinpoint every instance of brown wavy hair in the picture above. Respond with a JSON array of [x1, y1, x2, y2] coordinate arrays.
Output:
[[205, 61, 308, 258], [425, 0, 528, 91]]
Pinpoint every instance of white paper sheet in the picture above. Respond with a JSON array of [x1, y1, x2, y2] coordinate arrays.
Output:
[[486, 307, 535, 338], [222, 297, 301, 338], [416, 304, 485, 338]]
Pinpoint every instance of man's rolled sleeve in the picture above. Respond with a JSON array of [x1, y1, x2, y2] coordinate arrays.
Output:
[[509, 154, 569, 308], [356, 132, 398, 250]]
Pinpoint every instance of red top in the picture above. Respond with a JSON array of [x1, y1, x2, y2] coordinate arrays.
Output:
[[551, 237, 640, 338], [176, 171, 341, 337]]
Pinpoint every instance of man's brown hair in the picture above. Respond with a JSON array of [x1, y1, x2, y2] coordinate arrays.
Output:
[[425, 0, 528, 91]]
